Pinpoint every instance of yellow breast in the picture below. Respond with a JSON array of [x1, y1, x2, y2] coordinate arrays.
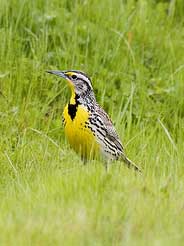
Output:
[[63, 104, 100, 159]]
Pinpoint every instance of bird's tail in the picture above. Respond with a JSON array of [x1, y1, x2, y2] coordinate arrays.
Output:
[[121, 155, 142, 173]]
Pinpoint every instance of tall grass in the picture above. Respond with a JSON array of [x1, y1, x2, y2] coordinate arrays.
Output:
[[0, 0, 184, 245]]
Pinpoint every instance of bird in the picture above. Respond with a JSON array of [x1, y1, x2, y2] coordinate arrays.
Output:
[[47, 70, 141, 172]]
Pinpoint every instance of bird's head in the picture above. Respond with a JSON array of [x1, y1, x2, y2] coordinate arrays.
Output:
[[47, 70, 94, 101]]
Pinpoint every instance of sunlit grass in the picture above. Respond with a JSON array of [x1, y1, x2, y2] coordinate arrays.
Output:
[[0, 0, 184, 245]]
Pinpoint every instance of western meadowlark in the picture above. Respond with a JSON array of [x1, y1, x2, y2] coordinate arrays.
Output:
[[47, 70, 141, 172]]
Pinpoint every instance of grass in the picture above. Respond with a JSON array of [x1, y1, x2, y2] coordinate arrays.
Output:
[[0, 0, 184, 245]]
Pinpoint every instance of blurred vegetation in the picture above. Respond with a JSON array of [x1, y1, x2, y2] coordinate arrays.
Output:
[[0, 0, 184, 245]]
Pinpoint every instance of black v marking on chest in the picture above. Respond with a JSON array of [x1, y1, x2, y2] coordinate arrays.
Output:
[[68, 104, 78, 120], [68, 94, 80, 120]]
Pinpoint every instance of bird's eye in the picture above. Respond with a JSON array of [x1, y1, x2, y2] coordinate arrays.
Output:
[[71, 74, 77, 79]]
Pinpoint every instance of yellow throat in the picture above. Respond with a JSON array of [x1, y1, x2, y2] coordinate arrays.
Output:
[[63, 79, 100, 159]]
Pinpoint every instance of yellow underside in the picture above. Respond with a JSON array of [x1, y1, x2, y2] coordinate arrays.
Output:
[[63, 104, 100, 159]]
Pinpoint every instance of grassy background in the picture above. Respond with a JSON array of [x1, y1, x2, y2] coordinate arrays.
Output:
[[0, 0, 184, 245]]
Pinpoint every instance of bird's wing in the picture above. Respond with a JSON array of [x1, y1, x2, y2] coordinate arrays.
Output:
[[94, 105, 141, 172], [90, 104, 141, 172], [94, 105, 124, 154]]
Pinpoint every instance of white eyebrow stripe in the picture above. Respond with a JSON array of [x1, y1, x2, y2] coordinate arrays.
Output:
[[75, 73, 92, 88], [78, 74, 90, 82], [65, 70, 93, 89]]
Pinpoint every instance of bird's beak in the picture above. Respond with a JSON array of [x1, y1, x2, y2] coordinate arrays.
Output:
[[46, 70, 69, 80]]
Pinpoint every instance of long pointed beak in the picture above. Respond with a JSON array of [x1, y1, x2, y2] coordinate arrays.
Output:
[[46, 70, 69, 80]]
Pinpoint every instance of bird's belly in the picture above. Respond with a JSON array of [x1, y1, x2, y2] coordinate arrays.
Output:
[[63, 105, 100, 159]]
